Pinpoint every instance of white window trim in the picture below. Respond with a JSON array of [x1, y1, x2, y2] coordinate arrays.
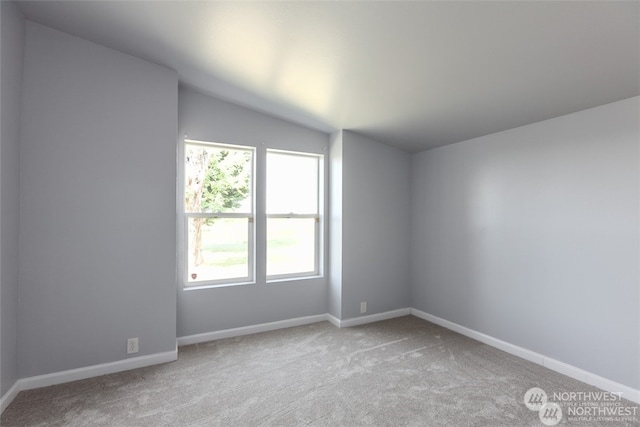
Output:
[[265, 149, 323, 281], [182, 139, 256, 289]]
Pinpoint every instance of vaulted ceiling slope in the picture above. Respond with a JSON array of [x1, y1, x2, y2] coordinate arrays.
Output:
[[17, 1, 639, 152]]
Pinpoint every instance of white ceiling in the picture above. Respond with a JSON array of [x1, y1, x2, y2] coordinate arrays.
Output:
[[17, 1, 639, 152]]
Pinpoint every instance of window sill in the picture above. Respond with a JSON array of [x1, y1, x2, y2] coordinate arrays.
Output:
[[182, 280, 256, 291], [266, 274, 323, 284]]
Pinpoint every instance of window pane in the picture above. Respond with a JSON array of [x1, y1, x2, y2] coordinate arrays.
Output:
[[185, 144, 252, 214], [266, 152, 318, 214], [267, 218, 316, 276], [187, 217, 249, 283]]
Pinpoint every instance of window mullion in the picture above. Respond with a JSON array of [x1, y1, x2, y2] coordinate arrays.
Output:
[[185, 212, 253, 219], [266, 213, 318, 219]]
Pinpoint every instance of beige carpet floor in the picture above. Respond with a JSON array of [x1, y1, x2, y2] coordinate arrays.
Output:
[[2, 316, 638, 426]]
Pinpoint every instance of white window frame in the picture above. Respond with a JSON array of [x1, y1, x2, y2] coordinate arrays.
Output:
[[266, 149, 322, 282], [182, 139, 256, 288]]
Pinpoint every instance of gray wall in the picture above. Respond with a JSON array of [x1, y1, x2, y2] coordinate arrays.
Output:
[[18, 22, 178, 377], [177, 87, 328, 337], [1, 1, 25, 396], [339, 131, 411, 319], [411, 97, 640, 389]]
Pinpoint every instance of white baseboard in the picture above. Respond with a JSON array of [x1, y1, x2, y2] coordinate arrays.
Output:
[[339, 308, 411, 328], [177, 314, 328, 346], [410, 308, 545, 365], [1, 349, 177, 414], [0, 380, 21, 414], [177, 309, 411, 345], [326, 313, 341, 327], [542, 357, 640, 405], [21, 349, 178, 392], [410, 308, 640, 404]]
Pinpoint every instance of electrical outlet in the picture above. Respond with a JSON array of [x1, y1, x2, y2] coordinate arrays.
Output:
[[127, 337, 139, 354], [360, 302, 367, 314]]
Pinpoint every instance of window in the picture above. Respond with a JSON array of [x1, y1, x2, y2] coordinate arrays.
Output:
[[266, 150, 321, 279], [183, 140, 254, 286], [181, 140, 323, 288]]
